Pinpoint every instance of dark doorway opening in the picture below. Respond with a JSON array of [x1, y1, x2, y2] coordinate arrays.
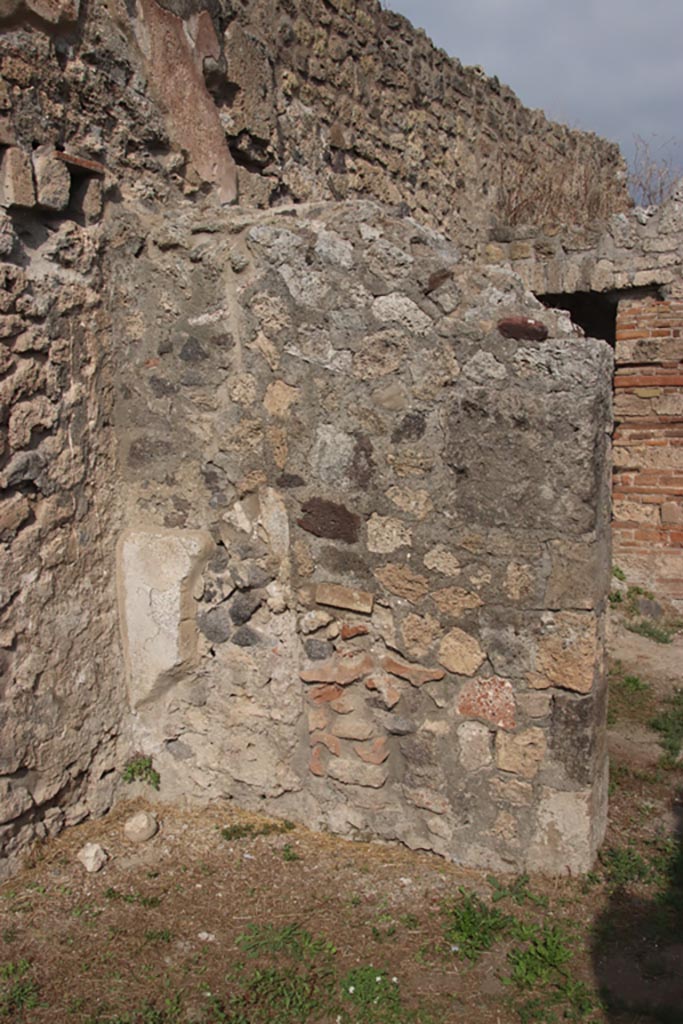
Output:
[[536, 286, 661, 347]]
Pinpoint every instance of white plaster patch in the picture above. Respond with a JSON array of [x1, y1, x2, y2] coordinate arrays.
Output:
[[117, 528, 212, 710]]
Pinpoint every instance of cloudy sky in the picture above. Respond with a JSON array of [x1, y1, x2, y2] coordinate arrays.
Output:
[[386, 0, 683, 173]]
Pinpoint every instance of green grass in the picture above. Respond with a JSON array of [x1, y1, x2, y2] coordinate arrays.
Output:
[[487, 874, 548, 908], [236, 922, 335, 961], [220, 820, 295, 842], [600, 844, 651, 889], [650, 689, 683, 764], [0, 959, 40, 1018], [625, 619, 674, 644], [121, 756, 160, 791], [104, 887, 162, 909], [506, 924, 572, 989], [441, 888, 511, 962]]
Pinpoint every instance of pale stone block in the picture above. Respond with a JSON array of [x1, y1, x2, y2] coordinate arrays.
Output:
[[117, 528, 213, 709], [366, 513, 411, 553], [124, 810, 158, 843], [77, 842, 107, 873], [438, 628, 486, 676], [457, 721, 492, 771], [526, 787, 599, 874], [0, 147, 35, 209], [32, 146, 71, 211], [496, 727, 547, 779]]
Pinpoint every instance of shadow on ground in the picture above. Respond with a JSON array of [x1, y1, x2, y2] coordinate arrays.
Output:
[[593, 792, 683, 1023]]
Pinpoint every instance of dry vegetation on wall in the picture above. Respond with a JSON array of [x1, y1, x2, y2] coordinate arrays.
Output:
[[628, 135, 683, 207]]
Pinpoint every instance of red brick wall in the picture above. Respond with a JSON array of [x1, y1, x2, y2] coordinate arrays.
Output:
[[613, 297, 683, 608]]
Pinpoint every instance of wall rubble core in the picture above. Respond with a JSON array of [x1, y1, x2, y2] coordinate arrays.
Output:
[[0, 0, 629, 877], [488, 191, 683, 609]]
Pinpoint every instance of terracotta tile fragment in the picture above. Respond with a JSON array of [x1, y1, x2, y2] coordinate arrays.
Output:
[[381, 655, 445, 687], [309, 745, 326, 777], [354, 737, 389, 764], [310, 730, 341, 756], [300, 652, 374, 686], [365, 676, 401, 709], [315, 582, 374, 614], [309, 684, 344, 704], [341, 622, 370, 640]]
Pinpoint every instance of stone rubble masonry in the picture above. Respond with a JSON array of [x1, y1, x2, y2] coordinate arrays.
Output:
[[104, 197, 612, 876], [220, 0, 628, 244], [488, 185, 683, 609], [0, 0, 627, 877]]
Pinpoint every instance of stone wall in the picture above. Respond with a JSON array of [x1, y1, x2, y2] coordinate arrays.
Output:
[[207, 0, 629, 246], [111, 199, 613, 873], [484, 189, 683, 608], [0, 167, 123, 879], [0, 0, 623, 875]]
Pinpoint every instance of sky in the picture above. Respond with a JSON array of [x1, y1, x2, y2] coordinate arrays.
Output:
[[386, 0, 683, 175]]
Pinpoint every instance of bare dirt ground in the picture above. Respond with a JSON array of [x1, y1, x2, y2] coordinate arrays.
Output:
[[1, 597, 682, 1024]]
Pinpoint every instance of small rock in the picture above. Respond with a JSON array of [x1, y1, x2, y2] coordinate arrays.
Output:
[[497, 316, 548, 341], [232, 560, 274, 590], [266, 580, 288, 613], [304, 638, 334, 661], [198, 604, 232, 644], [299, 609, 333, 634], [229, 589, 263, 625], [123, 811, 158, 844], [198, 931, 216, 942], [77, 842, 108, 873], [232, 626, 262, 647]]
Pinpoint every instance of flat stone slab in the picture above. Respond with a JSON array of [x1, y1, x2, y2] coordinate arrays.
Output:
[[117, 529, 212, 709]]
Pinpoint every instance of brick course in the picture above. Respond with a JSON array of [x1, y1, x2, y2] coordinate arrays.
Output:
[[613, 297, 683, 605]]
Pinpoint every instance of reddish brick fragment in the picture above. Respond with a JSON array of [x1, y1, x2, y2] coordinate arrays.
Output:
[[55, 151, 106, 175], [497, 316, 548, 341], [309, 684, 344, 704], [381, 655, 445, 687], [457, 676, 516, 730], [341, 623, 370, 640], [354, 737, 389, 765], [309, 745, 326, 777], [300, 652, 374, 686], [310, 730, 341, 756]]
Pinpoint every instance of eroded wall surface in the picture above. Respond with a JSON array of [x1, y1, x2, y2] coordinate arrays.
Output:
[[0, 168, 123, 880], [486, 190, 683, 608], [193, 0, 629, 244], [111, 200, 613, 873], [0, 0, 621, 874]]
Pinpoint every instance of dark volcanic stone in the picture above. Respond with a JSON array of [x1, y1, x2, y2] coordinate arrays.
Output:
[[232, 626, 262, 647], [497, 316, 548, 341], [391, 411, 425, 443], [304, 639, 334, 661], [276, 473, 306, 489], [229, 589, 263, 625], [179, 336, 208, 362], [297, 497, 360, 544], [198, 604, 232, 644]]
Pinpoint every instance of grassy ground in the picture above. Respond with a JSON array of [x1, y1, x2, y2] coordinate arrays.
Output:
[[1, 599, 682, 1023]]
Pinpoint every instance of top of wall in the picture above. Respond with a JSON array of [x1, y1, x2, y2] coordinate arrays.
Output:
[[0, 0, 631, 250], [211, 0, 630, 245]]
